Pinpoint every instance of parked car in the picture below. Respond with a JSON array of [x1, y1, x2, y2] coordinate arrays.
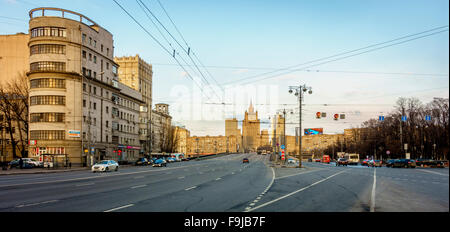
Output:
[[243, 158, 249, 163], [152, 159, 167, 167], [392, 159, 416, 168], [8, 159, 33, 169], [166, 157, 176, 163], [135, 158, 150, 166], [386, 159, 396, 167], [22, 158, 41, 167], [314, 158, 321, 162], [368, 160, 382, 167], [336, 158, 349, 166], [92, 160, 119, 172], [287, 158, 296, 164]]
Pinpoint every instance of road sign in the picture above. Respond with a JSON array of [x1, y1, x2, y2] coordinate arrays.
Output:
[[401, 116, 407, 122], [316, 112, 321, 119], [340, 114, 345, 119], [334, 114, 339, 120], [321, 112, 327, 118], [379, 116, 385, 121], [281, 145, 285, 149], [425, 115, 431, 121]]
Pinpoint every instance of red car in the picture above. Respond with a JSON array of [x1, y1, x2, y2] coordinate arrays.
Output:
[[362, 159, 370, 166]]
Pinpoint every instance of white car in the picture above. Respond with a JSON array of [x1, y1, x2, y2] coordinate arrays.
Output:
[[22, 158, 41, 167], [92, 160, 119, 172]]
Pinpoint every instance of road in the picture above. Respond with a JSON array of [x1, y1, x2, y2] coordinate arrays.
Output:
[[0, 153, 448, 212]]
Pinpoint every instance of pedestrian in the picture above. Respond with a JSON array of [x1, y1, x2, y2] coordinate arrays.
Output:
[[19, 157, 23, 169]]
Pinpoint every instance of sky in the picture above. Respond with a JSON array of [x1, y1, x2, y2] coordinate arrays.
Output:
[[1, 0, 448, 136]]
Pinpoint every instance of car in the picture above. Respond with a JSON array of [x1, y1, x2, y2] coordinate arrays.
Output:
[[368, 160, 382, 167], [243, 158, 249, 163], [392, 159, 416, 168], [135, 158, 150, 166], [92, 160, 119, 172], [152, 158, 167, 167], [336, 158, 349, 166], [416, 158, 432, 167], [314, 158, 321, 162], [22, 158, 41, 167], [287, 158, 296, 164], [166, 157, 176, 163], [8, 159, 34, 169], [361, 159, 371, 166], [386, 159, 396, 167]]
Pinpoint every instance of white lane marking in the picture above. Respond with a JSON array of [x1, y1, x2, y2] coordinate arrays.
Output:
[[275, 169, 322, 180], [418, 169, 449, 176], [245, 167, 275, 211], [131, 185, 147, 189], [178, 176, 185, 179], [16, 200, 59, 208], [370, 168, 376, 212], [75, 182, 95, 187], [104, 204, 134, 212], [185, 186, 197, 191], [245, 170, 346, 212], [215, 177, 222, 181]]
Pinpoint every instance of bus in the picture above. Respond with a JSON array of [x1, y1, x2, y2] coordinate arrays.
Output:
[[344, 153, 360, 165]]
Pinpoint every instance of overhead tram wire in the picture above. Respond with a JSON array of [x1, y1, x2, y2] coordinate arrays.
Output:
[[135, 0, 212, 99], [220, 25, 449, 86], [112, 0, 214, 102], [155, 0, 224, 91], [235, 28, 450, 86], [137, 0, 223, 101]]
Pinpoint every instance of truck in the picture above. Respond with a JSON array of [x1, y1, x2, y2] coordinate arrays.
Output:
[[344, 153, 360, 165]]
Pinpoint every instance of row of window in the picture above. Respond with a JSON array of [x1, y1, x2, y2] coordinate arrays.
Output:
[[82, 33, 110, 56], [30, 130, 65, 140], [30, 78, 65, 89], [30, 95, 65, 106], [30, 44, 66, 55], [31, 27, 66, 38], [30, 113, 65, 123], [30, 61, 66, 72]]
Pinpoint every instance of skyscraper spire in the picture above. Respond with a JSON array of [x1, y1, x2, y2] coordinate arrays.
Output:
[[249, 99, 254, 113]]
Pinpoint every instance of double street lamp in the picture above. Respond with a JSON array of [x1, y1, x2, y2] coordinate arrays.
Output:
[[288, 85, 312, 168]]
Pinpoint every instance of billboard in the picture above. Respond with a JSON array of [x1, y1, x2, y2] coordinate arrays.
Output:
[[304, 128, 323, 135]]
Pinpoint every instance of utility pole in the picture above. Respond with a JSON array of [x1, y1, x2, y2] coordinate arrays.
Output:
[[289, 85, 312, 168]]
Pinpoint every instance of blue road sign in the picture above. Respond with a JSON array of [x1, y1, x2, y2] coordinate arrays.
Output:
[[401, 116, 407, 122], [425, 115, 431, 121], [379, 116, 385, 121], [281, 145, 285, 150]]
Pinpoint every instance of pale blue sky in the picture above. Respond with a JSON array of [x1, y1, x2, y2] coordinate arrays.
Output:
[[1, 0, 448, 136]]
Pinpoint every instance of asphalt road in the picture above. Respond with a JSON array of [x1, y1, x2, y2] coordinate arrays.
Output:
[[0, 153, 448, 212]]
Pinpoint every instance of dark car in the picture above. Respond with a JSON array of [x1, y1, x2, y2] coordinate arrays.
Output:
[[386, 159, 396, 167], [368, 160, 382, 167], [243, 158, 249, 163], [152, 159, 167, 167], [336, 158, 349, 166], [135, 158, 150, 166], [8, 159, 33, 169], [392, 159, 416, 168]]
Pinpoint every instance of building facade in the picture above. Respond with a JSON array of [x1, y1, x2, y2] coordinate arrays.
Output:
[[114, 55, 153, 156], [242, 101, 260, 152], [151, 103, 172, 153], [0, 33, 29, 87]]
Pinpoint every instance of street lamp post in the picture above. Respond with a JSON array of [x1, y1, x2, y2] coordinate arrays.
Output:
[[289, 85, 312, 168]]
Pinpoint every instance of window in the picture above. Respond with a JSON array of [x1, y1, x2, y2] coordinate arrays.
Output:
[[83, 99, 86, 107], [93, 56, 97, 64], [30, 44, 66, 55], [30, 95, 65, 105], [89, 37, 92, 45], [31, 27, 66, 38], [89, 53, 92, 61], [30, 78, 65, 89], [93, 40, 97, 48], [30, 113, 65, 123], [101, 44, 104, 52], [82, 33, 86, 43], [106, 121, 109, 128], [106, 62, 109, 70], [107, 48, 109, 56], [93, 87, 97, 95], [30, 61, 65, 72], [30, 130, 65, 140], [106, 106, 109, 113], [94, 102, 97, 110], [82, 50, 87, 59]]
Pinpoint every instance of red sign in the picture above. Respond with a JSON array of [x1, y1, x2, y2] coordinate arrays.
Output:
[[316, 112, 321, 119], [334, 114, 339, 120]]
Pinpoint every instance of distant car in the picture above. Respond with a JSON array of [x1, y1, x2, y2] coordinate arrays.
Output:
[[243, 158, 249, 163], [92, 160, 119, 172], [308, 158, 313, 162], [386, 159, 396, 167], [8, 159, 34, 169], [22, 158, 41, 167], [392, 159, 416, 168], [361, 159, 371, 166], [167, 157, 176, 163], [135, 158, 150, 166], [152, 159, 167, 167], [287, 158, 296, 164], [314, 158, 321, 162], [368, 160, 382, 167], [336, 158, 349, 166]]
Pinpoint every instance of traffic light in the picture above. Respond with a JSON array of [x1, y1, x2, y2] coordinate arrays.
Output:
[[316, 112, 321, 119], [334, 114, 339, 120]]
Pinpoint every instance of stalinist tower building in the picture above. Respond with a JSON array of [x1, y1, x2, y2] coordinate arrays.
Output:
[[242, 101, 260, 152]]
